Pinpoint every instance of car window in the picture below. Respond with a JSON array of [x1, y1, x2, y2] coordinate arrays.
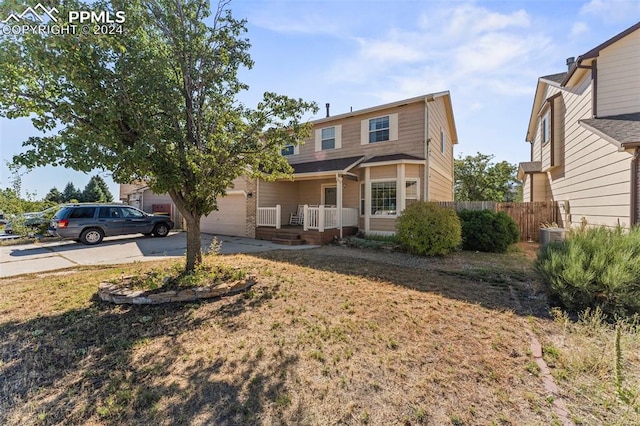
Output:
[[53, 207, 70, 219], [68, 207, 96, 219], [121, 207, 145, 218], [99, 207, 121, 218]]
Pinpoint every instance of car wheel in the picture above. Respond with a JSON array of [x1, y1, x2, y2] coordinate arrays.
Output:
[[153, 223, 170, 237], [80, 228, 104, 245]]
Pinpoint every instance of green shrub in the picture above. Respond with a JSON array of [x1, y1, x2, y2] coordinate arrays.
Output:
[[457, 209, 520, 253], [396, 202, 461, 256], [535, 226, 640, 317]]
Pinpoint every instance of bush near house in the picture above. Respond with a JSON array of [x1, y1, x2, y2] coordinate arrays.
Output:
[[396, 202, 461, 256], [458, 209, 520, 253], [535, 226, 640, 317]]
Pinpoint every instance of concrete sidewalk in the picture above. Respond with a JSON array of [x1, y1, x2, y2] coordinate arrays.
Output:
[[0, 232, 316, 278]]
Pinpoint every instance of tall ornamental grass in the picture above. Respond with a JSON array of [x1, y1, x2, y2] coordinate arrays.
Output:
[[535, 226, 640, 317]]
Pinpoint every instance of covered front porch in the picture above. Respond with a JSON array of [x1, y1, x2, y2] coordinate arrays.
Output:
[[255, 156, 364, 244], [256, 204, 359, 245]]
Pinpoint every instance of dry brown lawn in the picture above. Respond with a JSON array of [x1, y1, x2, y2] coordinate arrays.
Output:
[[0, 243, 604, 425]]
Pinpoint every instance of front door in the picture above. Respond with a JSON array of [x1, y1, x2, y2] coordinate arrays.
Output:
[[323, 186, 337, 206]]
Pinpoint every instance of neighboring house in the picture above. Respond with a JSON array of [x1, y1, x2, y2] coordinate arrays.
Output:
[[120, 182, 184, 227], [519, 22, 640, 228], [121, 92, 458, 242]]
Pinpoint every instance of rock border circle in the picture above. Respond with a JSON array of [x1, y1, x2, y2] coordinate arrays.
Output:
[[98, 275, 257, 304]]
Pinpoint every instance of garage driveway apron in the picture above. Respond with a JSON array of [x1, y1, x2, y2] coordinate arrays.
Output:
[[0, 232, 316, 278]]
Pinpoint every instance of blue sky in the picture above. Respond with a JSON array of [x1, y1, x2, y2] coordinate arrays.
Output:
[[1, 0, 639, 200]]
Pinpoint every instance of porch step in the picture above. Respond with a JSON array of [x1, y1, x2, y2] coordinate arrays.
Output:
[[272, 236, 306, 246]]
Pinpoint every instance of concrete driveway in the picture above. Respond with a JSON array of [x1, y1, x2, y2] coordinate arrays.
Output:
[[0, 232, 316, 278]]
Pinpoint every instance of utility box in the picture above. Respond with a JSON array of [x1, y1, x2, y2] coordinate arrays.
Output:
[[540, 227, 566, 245]]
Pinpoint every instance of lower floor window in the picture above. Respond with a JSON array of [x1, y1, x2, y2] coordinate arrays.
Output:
[[371, 181, 396, 215]]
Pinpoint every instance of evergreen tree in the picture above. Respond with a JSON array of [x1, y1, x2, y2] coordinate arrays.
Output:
[[62, 182, 81, 203], [82, 176, 112, 202], [44, 187, 63, 203]]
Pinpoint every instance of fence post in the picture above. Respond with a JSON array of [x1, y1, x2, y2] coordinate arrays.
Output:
[[275, 205, 281, 230]]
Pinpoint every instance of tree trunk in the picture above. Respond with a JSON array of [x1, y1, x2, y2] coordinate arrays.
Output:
[[168, 190, 203, 273], [183, 212, 202, 272]]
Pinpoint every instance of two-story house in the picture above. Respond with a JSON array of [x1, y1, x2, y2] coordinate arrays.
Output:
[[122, 92, 458, 243], [519, 22, 640, 228]]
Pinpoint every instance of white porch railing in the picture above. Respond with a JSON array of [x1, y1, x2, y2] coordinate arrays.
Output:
[[304, 205, 358, 231], [257, 205, 281, 229], [257, 204, 358, 232]]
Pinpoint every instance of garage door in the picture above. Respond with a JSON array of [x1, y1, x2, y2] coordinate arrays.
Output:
[[200, 193, 247, 237]]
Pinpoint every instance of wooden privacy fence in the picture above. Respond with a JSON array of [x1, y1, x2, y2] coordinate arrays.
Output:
[[437, 201, 559, 242]]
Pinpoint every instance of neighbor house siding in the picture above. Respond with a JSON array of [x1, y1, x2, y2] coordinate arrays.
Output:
[[428, 97, 455, 200], [534, 74, 633, 227], [596, 29, 640, 117]]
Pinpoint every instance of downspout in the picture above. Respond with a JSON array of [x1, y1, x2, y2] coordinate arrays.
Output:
[[632, 148, 639, 226]]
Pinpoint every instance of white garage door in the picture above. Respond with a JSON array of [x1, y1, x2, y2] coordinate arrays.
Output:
[[200, 193, 247, 237]]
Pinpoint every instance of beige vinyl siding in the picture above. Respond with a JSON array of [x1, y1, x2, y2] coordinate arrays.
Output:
[[369, 165, 397, 180], [291, 102, 427, 164], [405, 164, 422, 179], [258, 180, 299, 226], [369, 218, 396, 233], [596, 29, 640, 117], [522, 175, 531, 201], [531, 174, 549, 201], [428, 97, 454, 200], [538, 75, 633, 227]]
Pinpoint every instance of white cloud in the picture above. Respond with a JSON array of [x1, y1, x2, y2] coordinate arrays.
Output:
[[580, 0, 640, 22], [447, 5, 530, 38], [570, 21, 589, 38], [328, 2, 551, 109]]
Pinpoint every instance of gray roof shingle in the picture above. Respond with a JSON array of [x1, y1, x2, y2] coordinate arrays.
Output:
[[291, 156, 364, 174], [361, 153, 424, 164], [580, 113, 640, 146], [540, 72, 567, 84], [518, 161, 542, 174]]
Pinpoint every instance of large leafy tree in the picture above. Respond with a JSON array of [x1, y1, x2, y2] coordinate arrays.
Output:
[[454, 153, 520, 202], [1, 0, 317, 271]]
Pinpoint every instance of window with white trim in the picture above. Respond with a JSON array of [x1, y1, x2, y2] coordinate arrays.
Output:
[[321, 127, 335, 150], [369, 116, 390, 143], [541, 112, 550, 145], [405, 180, 418, 206], [371, 181, 397, 215], [315, 125, 341, 151], [281, 144, 295, 156], [360, 114, 398, 145], [440, 130, 446, 154]]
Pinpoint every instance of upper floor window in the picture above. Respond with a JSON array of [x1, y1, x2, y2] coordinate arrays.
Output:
[[541, 112, 550, 145], [369, 116, 390, 143], [315, 125, 342, 151], [440, 130, 446, 154], [281, 144, 295, 156], [321, 127, 335, 150], [361, 113, 398, 145]]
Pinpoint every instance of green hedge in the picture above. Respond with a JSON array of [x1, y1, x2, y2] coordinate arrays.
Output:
[[396, 202, 461, 256], [535, 226, 640, 317], [457, 209, 520, 253]]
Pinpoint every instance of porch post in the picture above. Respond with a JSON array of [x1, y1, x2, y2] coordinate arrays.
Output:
[[364, 167, 371, 233], [275, 204, 281, 230], [303, 204, 309, 231], [336, 173, 343, 238], [318, 205, 325, 232]]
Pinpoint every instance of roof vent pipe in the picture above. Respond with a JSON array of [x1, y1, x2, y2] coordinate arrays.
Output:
[[566, 57, 575, 71], [325, 103, 330, 118]]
